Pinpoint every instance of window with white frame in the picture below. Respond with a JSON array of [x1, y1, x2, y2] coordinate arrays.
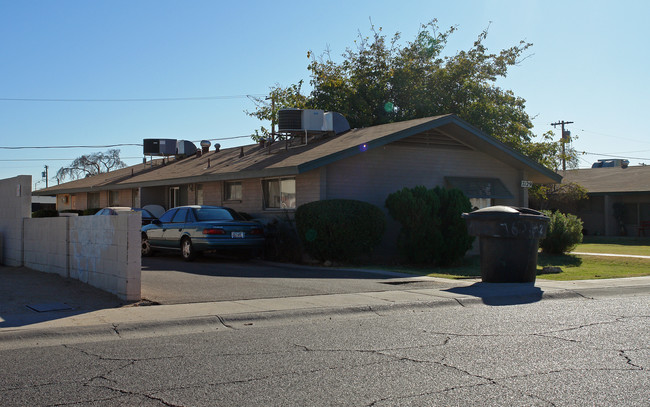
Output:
[[262, 178, 296, 209], [469, 198, 491, 210], [224, 181, 242, 201]]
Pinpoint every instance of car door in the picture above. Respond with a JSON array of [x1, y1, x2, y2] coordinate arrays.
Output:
[[162, 207, 188, 248], [147, 208, 177, 247]]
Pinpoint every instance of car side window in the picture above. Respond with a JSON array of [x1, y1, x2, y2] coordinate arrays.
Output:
[[158, 209, 177, 223], [187, 209, 197, 223], [171, 208, 188, 223]]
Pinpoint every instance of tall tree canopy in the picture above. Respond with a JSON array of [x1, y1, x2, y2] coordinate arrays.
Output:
[[56, 149, 126, 182], [248, 20, 576, 171]]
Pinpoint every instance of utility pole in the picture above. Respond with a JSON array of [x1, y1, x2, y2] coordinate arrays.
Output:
[[551, 120, 574, 172], [43, 165, 49, 188]]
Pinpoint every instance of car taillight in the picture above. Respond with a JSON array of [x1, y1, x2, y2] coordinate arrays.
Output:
[[250, 228, 263, 235], [203, 228, 226, 235]]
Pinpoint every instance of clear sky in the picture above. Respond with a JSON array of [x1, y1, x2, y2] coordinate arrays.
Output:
[[1, 0, 648, 190]]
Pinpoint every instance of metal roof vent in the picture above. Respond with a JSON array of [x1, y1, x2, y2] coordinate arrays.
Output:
[[200, 140, 211, 154]]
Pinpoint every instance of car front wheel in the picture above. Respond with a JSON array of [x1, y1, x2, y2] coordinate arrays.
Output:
[[181, 237, 197, 261], [142, 234, 154, 257]]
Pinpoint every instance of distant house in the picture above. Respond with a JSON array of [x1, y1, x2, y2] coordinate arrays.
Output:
[[560, 165, 650, 236], [33, 114, 560, 252]]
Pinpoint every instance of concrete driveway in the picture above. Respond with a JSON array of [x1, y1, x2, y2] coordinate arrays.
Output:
[[141, 253, 454, 305]]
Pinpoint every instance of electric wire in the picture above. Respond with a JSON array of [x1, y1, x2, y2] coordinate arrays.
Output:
[[0, 135, 251, 150], [0, 94, 265, 102]]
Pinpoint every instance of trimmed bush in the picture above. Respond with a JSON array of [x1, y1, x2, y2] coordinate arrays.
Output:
[[539, 210, 583, 254], [83, 208, 101, 216], [385, 186, 474, 266], [295, 199, 386, 262], [32, 208, 59, 218]]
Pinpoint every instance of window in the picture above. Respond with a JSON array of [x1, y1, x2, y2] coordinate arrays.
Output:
[[263, 178, 296, 209], [224, 181, 242, 201], [171, 208, 188, 223], [469, 198, 492, 211], [158, 208, 178, 223], [109, 190, 119, 206], [87, 192, 100, 209]]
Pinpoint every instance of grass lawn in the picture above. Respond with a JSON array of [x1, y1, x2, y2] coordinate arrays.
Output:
[[361, 237, 650, 280], [574, 236, 650, 256]]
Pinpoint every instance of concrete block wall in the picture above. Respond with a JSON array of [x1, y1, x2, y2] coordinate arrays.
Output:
[[68, 212, 141, 301], [24, 217, 69, 278], [0, 176, 31, 266], [0, 172, 143, 301]]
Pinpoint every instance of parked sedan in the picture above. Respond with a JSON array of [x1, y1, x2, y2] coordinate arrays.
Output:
[[95, 207, 158, 225], [141, 205, 265, 261]]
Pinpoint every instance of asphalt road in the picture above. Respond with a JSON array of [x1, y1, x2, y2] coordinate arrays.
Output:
[[141, 254, 455, 304], [1, 294, 647, 406]]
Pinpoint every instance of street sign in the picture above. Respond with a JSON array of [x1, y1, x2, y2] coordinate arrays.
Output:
[[521, 180, 533, 188]]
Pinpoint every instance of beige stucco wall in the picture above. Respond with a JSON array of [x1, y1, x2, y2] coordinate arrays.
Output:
[[323, 144, 522, 209]]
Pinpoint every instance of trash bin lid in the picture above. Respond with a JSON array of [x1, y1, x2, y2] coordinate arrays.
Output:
[[463, 205, 547, 220]]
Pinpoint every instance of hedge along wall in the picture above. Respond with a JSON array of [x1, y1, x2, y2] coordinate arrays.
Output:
[[23, 212, 141, 301]]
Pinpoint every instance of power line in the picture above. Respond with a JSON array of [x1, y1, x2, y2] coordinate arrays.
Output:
[[0, 157, 142, 162], [580, 151, 650, 161], [0, 135, 252, 150], [577, 128, 647, 144], [0, 143, 142, 150], [0, 94, 265, 103]]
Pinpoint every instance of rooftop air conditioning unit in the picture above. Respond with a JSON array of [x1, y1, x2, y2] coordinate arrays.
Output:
[[324, 112, 351, 134], [278, 109, 326, 132], [176, 140, 197, 157], [143, 139, 177, 156]]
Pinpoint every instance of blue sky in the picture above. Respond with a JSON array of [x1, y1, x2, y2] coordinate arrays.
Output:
[[1, 0, 648, 189]]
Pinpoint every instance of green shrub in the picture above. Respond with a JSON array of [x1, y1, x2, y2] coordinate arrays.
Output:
[[262, 216, 303, 263], [539, 210, 583, 254], [385, 186, 474, 266], [32, 208, 59, 218], [295, 199, 386, 262]]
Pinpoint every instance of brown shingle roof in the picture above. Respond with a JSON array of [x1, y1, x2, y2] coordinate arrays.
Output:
[[33, 114, 561, 195], [561, 165, 650, 194]]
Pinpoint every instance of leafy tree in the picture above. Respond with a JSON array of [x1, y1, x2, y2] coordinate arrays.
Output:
[[248, 19, 578, 170], [55, 149, 126, 182], [530, 181, 589, 212], [246, 81, 308, 142]]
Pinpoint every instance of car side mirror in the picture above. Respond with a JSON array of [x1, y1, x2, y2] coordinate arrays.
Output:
[[153, 219, 162, 226]]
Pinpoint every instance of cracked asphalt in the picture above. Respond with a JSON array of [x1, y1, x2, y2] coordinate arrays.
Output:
[[1, 293, 647, 406]]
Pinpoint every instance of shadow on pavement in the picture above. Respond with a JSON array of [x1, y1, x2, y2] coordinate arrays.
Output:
[[444, 282, 544, 306], [142, 253, 397, 280], [0, 267, 125, 328]]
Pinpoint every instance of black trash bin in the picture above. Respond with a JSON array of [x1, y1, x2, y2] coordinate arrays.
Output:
[[462, 206, 549, 283]]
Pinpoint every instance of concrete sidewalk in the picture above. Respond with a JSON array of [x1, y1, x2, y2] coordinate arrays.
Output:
[[1, 265, 649, 341]]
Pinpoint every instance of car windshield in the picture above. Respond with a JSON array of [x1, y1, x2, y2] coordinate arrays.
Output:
[[193, 207, 241, 222], [133, 208, 155, 219]]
